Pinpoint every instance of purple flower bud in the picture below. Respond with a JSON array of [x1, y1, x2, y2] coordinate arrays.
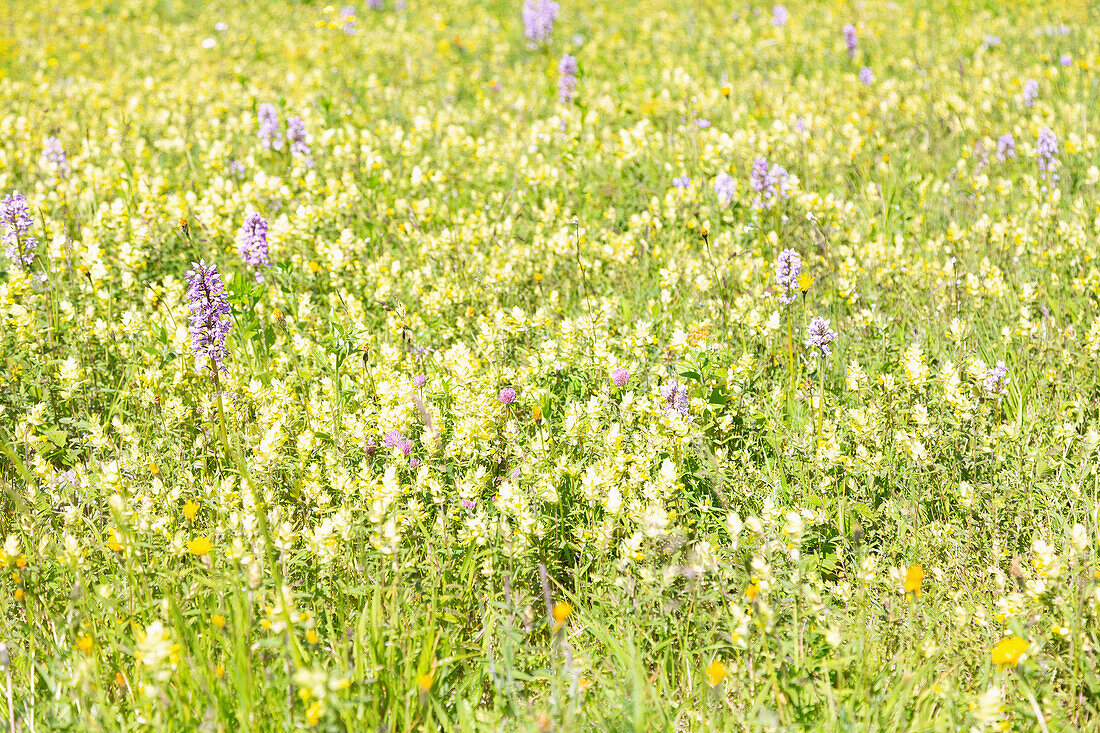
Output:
[[42, 137, 70, 179], [661, 381, 691, 418], [672, 176, 691, 188], [749, 157, 790, 210], [694, 118, 711, 128], [842, 24, 858, 58], [522, 0, 559, 44], [383, 430, 413, 457], [1036, 127, 1059, 183], [804, 317, 838, 357], [286, 116, 313, 166], [237, 211, 271, 278], [258, 103, 282, 150], [499, 387, 516, 404], [1, 191, 37, 268], [772, 4, 788, 27], [714, 173, 736, 207], [413, 374, 427, 388], [1060, 53, 1072, 67], [409, 458, 420, 469], [996, 133, 1015, 161], [185, 260, 233, 374], [858, 66, 874, 86], [1022, 78, 1038, 107], [461, 499, 476, 511], [558, 54, 577, 103], [775, 249, 802, 304], [611, 368, 630, 387], [985, 361, 1009, 395]]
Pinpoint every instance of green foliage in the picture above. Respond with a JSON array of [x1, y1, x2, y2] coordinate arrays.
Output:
[[0, 0, 1099, 730]]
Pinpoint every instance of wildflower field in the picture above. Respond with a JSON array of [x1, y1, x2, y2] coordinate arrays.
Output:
[[2, 0, 1100, 729]]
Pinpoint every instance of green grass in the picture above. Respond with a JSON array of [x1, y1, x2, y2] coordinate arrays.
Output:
[[0, 0, 1099, 730]]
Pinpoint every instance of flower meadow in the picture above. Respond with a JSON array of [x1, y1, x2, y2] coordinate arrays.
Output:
[[1, 0, 1100, 730]]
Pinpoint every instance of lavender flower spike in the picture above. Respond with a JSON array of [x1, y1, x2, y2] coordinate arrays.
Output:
[[237, 211, 271, 279], [286, 116, 313, 166], [842, 24, 858, 58], [749, 157, 791, 210], [1, 191, 37, 267], [775, 249, 802, 304], [996, 133, 1015, 161], [661, 381, 691, 419], [42, 137, 70, 179], [1022, 78, 1038, 108], [984, 361, 1009, 396], [714, 173, 736, 207], [523, 0, 559, 44], [258, 103, 283, 151], [1036, 127, 1059, 183], [558, 54, 578, 103], [805, 317, 838, 357], [186, 260, 233, 374]]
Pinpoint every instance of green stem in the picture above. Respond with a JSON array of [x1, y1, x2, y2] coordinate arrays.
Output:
[[1016, 669, 1050, 733], [786, 309, 794, 393], [816, 359, 825, 445]]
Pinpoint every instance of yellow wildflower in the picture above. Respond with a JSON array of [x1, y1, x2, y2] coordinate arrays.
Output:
[[552, 601, 573, 631], [705, 659, 728, 687], [187, 537, 213, 556], [991, 636, 1028, 667], [904, 564, 924, 596]]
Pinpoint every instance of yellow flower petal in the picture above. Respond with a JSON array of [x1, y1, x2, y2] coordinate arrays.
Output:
[[705, 659, 728, 687], [991, 636, 1028, 667], [904, 564, 924, 595], [188, 537, 213, 556]]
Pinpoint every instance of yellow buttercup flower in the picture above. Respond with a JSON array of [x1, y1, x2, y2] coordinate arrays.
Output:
[[904, 564, 924, 596], [552, 601, 573, 631], [182, 500, 199, 521], [705, 659, 728, 687], [991, 636, 1028, 667], [188, 537, 213, 556], [75, 635, 94, 654]]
